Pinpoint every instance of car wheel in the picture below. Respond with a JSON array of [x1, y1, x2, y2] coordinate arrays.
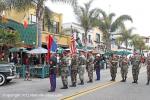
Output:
[[0, 73, 6, 86]]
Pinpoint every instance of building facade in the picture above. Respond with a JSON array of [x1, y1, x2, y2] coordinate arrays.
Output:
[[63, 22, 104, 52], [0, 8, 71, 48]]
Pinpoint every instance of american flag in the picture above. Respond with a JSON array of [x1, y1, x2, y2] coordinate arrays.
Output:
[[70, 32, 77, 54]]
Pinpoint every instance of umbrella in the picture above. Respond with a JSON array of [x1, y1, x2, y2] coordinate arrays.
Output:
[[116, 50, 132, 55], [27, 47, 48, 54], [9, 47, 20, 52], [104, 51, 114, 55], [9, 47, 28, 52]]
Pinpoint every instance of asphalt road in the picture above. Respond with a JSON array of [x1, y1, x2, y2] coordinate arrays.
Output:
[[0, 66, 148, 100], [75, 69, 150, 100]]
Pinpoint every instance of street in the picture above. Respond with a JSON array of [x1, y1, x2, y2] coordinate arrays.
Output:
[[0, 66, 149, 100]]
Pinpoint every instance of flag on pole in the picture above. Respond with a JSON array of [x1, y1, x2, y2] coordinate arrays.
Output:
[[47, 35, 58, 62], [69, 32, 77, 54]]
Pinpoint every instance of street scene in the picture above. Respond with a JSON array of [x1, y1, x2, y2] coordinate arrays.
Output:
[[0, 0, 150, 100]]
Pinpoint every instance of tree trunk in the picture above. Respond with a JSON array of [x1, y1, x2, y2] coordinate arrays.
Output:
[[125, 40, 128, 51], [105, 38, 111, 52], [36, 4, 44, 47]]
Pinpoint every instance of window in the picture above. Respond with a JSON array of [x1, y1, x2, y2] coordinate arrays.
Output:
[[145, 38, 149, 43], [30, 14, 36, 24], [96, 33, 100, 43], [88, 35, 91, 43], [53, 21, 59, 34]]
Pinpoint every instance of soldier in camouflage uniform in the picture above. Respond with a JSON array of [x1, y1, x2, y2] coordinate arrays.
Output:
[[109, 54, 118, 81], [146, 55, 150, 85], [60, 53, 68, 89], [78, 51, 86, 85], [70, 54, 79, 87], [120, 56, 129, 82], [87, 52, 94, 83], [119, 56, 123, 68], [132, 54, 141, 84]]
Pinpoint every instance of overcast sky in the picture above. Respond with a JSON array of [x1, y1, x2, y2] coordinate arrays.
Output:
[[45, 0, 150, 36]]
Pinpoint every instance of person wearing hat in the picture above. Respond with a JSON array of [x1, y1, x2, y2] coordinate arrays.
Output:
[[109, 54, 118, 81], [78, 51, 86, 85], [87, 52, 94, 83], [70, 53, 79, 87], [132, 53, 141, 84], [60, 52, 69, 89], [48, 54, 57, 92], [120, 55, 129, 82], [94, 54, 101, 81]]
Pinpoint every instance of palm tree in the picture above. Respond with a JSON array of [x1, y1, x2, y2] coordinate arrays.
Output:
[[73, 0, 100, 48], [115, 36, 123, 49], [131, 34, 145, 53], [0, 28, 21, 61], [1, 0, 76, 47], [98, 9, 133, 51], [116, 27, 134, 51], [0, 0, 6, 14]]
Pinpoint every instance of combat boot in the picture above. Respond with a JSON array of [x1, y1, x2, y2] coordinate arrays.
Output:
[[87, 79, 93, 83], [78, 80, 84, 85], [135, 80, 138, 84], [146, 79, 150, 85], [120, 79, 124, 82], [73, 82, 76, 87], [61, 85, 68, 89], [134, 80, 138, 84], [112, 77, 115, 81], [124, 77, 127, 82], [132, 80, 136, 83], [70, 82, 76, 87]]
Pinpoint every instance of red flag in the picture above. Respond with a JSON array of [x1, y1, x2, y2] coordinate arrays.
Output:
[[23, 19, 28, 28], [47, 35, 53, 62]]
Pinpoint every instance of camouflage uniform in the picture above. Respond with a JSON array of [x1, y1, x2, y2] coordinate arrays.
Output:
[[70, 55, 79, 87], [78, 54, 86, 85], [120, 57, 128, 82], [119, 57, 123, 68], [132, 55, 141, 83], [110, 57, 118, 81], [60, 55, 68, 89], [87, 54, 94, 82], [146, 56, 150, 85]]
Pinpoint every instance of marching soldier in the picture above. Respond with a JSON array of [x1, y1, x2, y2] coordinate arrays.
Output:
[[48, 54, 57, 92], [78, 51, 86, 85], [132, 54, 141, 84], [120, 56, 129, 82], [146, 55, 150, 85], [60, 53, 68, 89], [94, 54, 101, 81], [87, 52, 94, 83], [109, 54, 118, 81], [70, 54, 79, 87]]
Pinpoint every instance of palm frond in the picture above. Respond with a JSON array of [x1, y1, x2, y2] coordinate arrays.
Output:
[[99, 9, 107, 18], [111, 15, 133, 32], [108, 13, 115, 22], [10, 0, 35, 11], [51, 0, 77, 6], [73, 0, 99, 38], [0, 0, 6, 13]]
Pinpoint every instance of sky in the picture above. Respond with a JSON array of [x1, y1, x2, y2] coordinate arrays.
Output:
[[45, 0, 150, 36]]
